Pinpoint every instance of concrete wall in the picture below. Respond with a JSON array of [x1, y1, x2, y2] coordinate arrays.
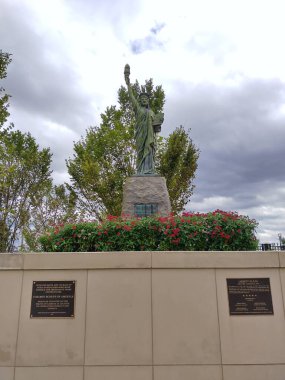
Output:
[[1, 251, 285, 380]]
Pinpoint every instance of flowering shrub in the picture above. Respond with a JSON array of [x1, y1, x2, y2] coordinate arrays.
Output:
[[39, 210, 258, 252]]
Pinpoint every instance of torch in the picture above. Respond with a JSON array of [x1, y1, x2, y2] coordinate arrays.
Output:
[[124, 64, 130, 85]]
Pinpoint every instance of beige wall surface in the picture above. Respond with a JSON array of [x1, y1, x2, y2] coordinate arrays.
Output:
[[223, 365, 285, 380], [0, 271, 22, 366], [85, 269, 152, 365], [16, 269, 87, 366], [216, 268, 285, 364], [15, 366, 84, 380], [84, 366, 152, 380], [152, 268, 221, 364], [154, 365, 223, 380], [0, 367, 14, 380], [0, 251, 285, 380]]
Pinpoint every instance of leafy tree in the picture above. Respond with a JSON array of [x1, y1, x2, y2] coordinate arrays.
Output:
[[0, 130, 52, 252], [66, 106, 135, 219], [0, 50, 12, 132], [0, 51, 78, 251], [22, 184, 78, 251], [157, 125, 199, 212], [0, 51, 55, 251], [67, 80, 199, 219]]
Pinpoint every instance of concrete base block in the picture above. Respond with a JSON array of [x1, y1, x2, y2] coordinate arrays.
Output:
[[121, 176, 171, 217]]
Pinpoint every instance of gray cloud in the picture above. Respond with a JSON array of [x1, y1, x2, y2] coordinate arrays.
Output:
[[0, 0, 97, 185], [151, 23, 165, 35], [0, 1, 94, 130], [130, 23, 165, 54], [164, 78, 285, 240], [166, 78, 285, 186]]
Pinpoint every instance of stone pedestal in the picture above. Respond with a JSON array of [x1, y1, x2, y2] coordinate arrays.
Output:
[[121, 176, 171, 217]]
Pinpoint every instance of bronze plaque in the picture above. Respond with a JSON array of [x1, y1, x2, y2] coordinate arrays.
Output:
[[227, 278, 273, 315], [30, 281, 75, 318], [134, 203, 158, 217]]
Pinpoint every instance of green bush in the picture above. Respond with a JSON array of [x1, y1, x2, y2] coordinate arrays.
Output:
[[39, 210, 258, 252]]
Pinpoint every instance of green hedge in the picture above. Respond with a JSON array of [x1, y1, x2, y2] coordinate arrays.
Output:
[[39, 210, 258, 252]]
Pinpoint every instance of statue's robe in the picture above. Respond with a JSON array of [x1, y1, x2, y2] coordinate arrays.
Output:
[[133, 104, 155, 174]]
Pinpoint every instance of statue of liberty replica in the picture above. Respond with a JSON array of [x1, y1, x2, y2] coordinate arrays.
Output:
[[124, 64, 164, 175], [121, 64, 171, 217]]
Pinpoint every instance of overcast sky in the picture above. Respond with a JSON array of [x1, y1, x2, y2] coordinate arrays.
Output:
[[1, 0, 285, 243]]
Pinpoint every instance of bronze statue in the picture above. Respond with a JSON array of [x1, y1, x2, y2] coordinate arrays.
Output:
[[124, 64, 163, 175]]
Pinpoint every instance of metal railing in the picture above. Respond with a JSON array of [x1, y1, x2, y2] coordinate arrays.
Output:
[[258, 243, 285, 251]]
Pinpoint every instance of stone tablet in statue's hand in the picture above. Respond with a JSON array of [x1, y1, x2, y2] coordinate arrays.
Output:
[[153, 112, 164, 133]]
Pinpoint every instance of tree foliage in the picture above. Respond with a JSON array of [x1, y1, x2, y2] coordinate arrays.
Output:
[[0, 130, 52, 252], [67, 80, 199, 218], [157, 125, 199, 212], [0, 51, 80, 251], [22, 184, 78, 251], [66, 106, 135, 219], [0, 50, 12, 132]]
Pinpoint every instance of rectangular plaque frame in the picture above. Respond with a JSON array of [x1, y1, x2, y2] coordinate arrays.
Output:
[[227, 278, 274, 315], [134, 203, 158, 217], [30, 280, 76, 318]]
